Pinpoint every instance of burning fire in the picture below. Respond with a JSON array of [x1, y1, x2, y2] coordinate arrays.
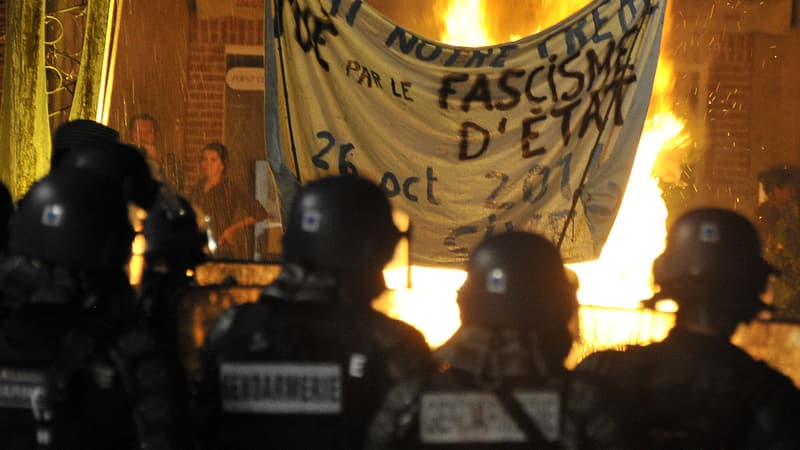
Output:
[[378, 0, 687, 351], [379, 266, 466, 346], [439, 0, 490, 46], [569, 110, 683, 310], [439, 0, 589, 45]]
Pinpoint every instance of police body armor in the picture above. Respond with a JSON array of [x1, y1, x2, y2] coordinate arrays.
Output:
[[197, 265, 431, 450], [139, 193, 206, 364], [368, 327, 630, 450], [576, 208, 800, 449], [0, 260, 189, 450], [577, 328, 800, 450], [138, 270, 196, 367]]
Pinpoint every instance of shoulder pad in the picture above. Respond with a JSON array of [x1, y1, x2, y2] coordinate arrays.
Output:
[[208, 307, 237, 341], [373, 313, 429, 351], [574, 349, 630, 375], [205, 307, 239, 346], [204, 302, 272, 347], [371, 315, 432, 380]]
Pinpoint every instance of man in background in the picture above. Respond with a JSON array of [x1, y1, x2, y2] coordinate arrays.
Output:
[[129, 113, 182, 192]]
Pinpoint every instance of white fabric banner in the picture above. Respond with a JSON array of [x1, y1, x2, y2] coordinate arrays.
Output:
[[275, 0, 666, 267]]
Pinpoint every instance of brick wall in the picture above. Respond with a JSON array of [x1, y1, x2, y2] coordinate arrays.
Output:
[[704, 33, 756, 211], [665, 6, 759, 213], [183, 16, 263, 189], [664, 0, 788, 215]]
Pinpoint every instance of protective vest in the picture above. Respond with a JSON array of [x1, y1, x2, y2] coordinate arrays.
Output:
[[137, 269, 194, 362], [0, 305, 190, 450], [367, 327, 633, 450], [196, 288, 431, 450], [576, 328, 800, 449]]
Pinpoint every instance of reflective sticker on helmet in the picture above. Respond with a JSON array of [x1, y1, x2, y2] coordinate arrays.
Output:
[[486, 268, 507, 294], [698, 222, 720, 243], [41, 204, 64, 227], [220, 362, 341, 414], [301, 210, 322, 232], [420, 392, 526, 443], [0, 367, 47, 409], [513, 390, 561, 441]]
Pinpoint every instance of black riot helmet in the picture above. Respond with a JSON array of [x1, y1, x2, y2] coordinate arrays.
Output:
[[8, 169, 134, 273], [0, 180, 13, 251], [51, 119, 120, 169], [648, 208, 775, 315], [457, 231, 578, 368], [458, 231, 578, 330], [53, 140, 159, 209], [283, 175, 401, 279], [143, 195, 207, 269]]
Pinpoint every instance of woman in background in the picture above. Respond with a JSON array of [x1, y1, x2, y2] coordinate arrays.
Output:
[[189, 142, 267, 260]]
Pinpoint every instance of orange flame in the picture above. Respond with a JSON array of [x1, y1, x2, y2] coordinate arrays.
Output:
[[377, 1, 685, 351], [568, 110, 685, 310], [440, 0, 491, 46], [439, 0, 589, 45]]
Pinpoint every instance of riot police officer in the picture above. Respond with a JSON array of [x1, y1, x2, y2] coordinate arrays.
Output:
[[195, 175, 431, 449], [367, 231, 633, 449], [576, 207, 800, 449], [53, 136, 160, 210], [52, 119, 187, 221], [139, 195, 207, 365], [0, 169, 191, 449]]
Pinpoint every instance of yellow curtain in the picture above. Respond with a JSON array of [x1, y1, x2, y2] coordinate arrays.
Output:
[[0, 0, 50, 199], [70, 0, 119, 123]]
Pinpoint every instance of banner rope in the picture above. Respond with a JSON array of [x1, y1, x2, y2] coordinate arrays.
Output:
[[557, 4, 660, 250], [274, 0, 303, 183]]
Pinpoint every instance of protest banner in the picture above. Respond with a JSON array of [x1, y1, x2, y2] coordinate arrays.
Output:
[[270, 0, 667, 266]]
